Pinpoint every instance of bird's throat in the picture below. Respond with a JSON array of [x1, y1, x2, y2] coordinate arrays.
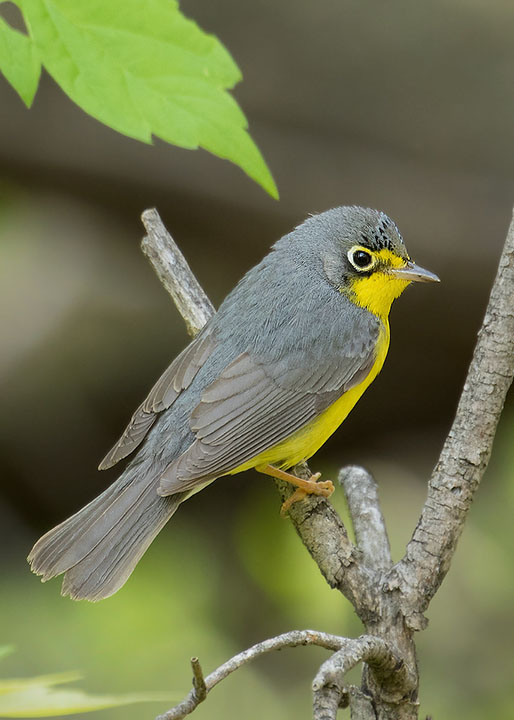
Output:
[[349, 272, 411, 321]]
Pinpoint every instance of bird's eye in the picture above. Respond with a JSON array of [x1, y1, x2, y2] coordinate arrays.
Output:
[[348, 247, 374, 271]]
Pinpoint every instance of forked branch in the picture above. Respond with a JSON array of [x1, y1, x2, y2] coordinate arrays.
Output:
[[157, 631, 352, 720], [312, 636, 417, 720]]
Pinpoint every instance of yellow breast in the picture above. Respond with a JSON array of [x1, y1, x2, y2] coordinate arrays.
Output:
[[230, 322, 390, 474]]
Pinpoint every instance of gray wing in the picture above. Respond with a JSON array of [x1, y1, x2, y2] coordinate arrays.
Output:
[[158, 339, 377, 495], [99, 331, 216, 470]]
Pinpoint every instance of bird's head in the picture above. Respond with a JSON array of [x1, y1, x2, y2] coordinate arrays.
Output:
[[300, 206, 439, 321]]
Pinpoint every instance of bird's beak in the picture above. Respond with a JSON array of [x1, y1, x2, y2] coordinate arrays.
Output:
[[390, 261, 440, 283]]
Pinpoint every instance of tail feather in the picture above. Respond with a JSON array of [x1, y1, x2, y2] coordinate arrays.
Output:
[[28, 464, 184, 601], [60, 490, 182, 601], [28, 474, 133, 579]]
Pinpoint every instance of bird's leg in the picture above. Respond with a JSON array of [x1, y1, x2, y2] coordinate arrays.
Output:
[[256, 464, 334, 516]]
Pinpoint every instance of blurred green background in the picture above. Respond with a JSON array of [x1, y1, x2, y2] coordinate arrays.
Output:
[[1, 0, 513, 718]]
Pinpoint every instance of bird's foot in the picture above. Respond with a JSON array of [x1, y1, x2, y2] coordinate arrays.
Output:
[[255, 464, 334, 516], [279, 473, 334, 516]]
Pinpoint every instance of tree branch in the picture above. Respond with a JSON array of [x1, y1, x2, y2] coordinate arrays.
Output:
[[156, 630, 351, 720], [339, 465, 392, 573], [312, 635, 417, 720], [141, 208, 214, 337], [189, 658, 206, 703], [391, 208, 514, 624], [273, 464, 377, 622]]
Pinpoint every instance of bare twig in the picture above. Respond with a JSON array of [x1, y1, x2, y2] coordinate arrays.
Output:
[[141, 208, 214, 337], [156, 630, 350, 720], [313, 683, 345, 720], [392, 208, 514, 624], [339, 465, 392, 573], [190, 658, 206, 702], [344, 686, 376, 720]]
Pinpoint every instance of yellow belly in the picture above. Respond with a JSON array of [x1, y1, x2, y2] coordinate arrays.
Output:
[[229, 323, 390, 474]]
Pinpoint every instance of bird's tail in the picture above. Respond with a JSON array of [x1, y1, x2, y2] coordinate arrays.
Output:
[[28, 461, 184, 601]]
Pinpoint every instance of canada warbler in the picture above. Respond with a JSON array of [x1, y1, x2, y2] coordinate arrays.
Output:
[[28, 206, 439, 600]]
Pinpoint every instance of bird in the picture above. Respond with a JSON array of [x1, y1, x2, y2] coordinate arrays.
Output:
[[28, 206, 439, 601]]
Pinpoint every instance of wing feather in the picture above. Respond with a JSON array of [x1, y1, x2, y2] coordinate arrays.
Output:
[[158, 338, 377, 496], [98, 331, 216, 470], [99, 405, 157, 471], [160, 395, 315, 493], [143, 331, 215, 413]]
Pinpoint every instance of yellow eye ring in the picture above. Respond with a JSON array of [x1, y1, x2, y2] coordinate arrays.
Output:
[[347, 246, 376, 272]]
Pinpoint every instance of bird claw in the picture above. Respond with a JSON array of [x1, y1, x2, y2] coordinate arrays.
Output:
[[280, 475, 335, 516]]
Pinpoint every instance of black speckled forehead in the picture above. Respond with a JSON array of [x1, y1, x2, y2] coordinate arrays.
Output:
[[360, 213, 408, 258]]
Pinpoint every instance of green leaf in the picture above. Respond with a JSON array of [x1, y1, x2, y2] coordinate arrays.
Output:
[[0, 672, 83, 695], [0, 17, 40, 106], [0, 670, 174, 717], [15, 0, 278, 197], [0, 686, 172, 717]]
